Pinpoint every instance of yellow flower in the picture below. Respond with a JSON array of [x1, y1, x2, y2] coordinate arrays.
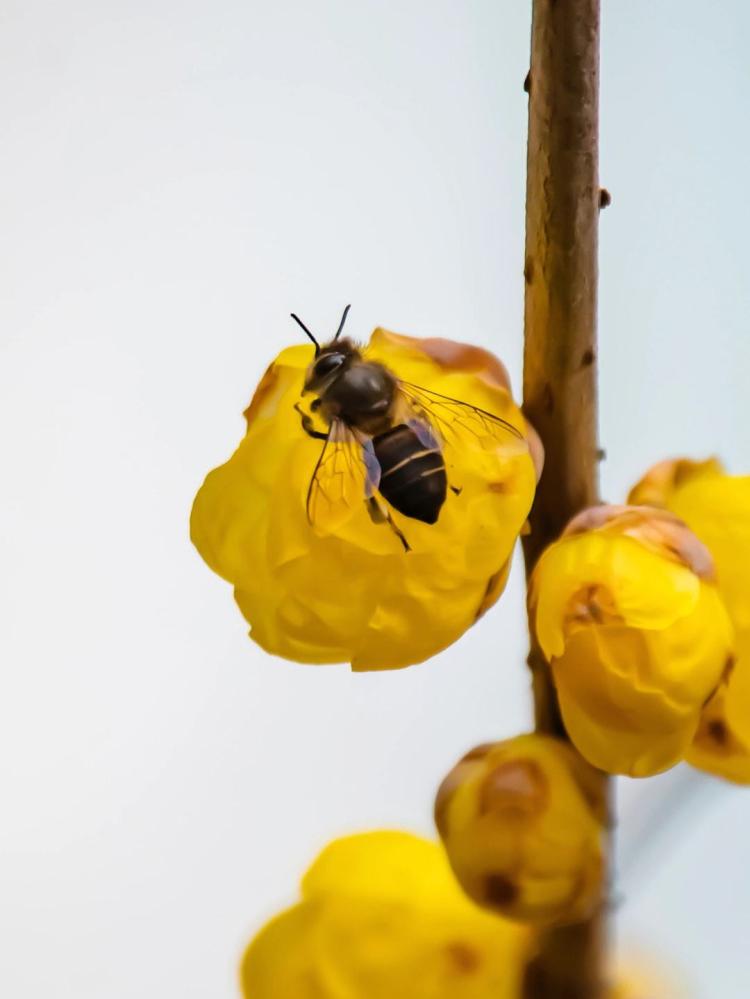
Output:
[[609, 962, 688, 999], [239, 830, 531, 999], [529, 506, 733, 777], [191, 327, 539, 669], [434, 735, 606, 927], [630, 459, 750, 782]]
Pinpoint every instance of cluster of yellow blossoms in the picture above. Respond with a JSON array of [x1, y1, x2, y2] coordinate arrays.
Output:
[[526, 457, 750, 782], [241, 828, 682, 999], [194, 329, 747, 993], [240, 830, 531, 999], [525, 459, 750, 782], [193, 327, 749, 782]]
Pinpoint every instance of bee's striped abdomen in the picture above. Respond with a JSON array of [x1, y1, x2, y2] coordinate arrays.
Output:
[[373, 424, 447, 524]]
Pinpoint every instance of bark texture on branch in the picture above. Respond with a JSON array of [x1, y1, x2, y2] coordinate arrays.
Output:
[[522, 0, 601, 566], [520, 1, 610, 996]]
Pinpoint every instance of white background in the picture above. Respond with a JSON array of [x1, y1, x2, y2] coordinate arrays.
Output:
[[2, 1, 749, 996]]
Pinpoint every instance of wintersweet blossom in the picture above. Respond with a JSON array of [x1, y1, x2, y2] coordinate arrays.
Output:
[[630, 458, 750, 782], [239, 830, 531, 999], [435, 735, 606, 926], [529, 505, 733, 776], [610, 952, 690, 998], [191, 328, 539, 669]]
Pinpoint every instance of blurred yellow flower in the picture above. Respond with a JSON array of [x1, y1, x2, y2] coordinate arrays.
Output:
[[610, 962, 689, 999], [239, 830, 531, 999], [434, 735, 606, 927], [191, 327, 539, 669], [630, 458, 750, 782], [529, 505, 733, 777]]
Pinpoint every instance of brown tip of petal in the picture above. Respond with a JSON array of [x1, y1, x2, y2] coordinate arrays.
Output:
[[707, 719, 729, 746], [692, 695, 743, 759], [565, 584, 623, 629], [722, 655, 737, 684], [628, 507, 716, 581], [434, 762, 473, 837], [243, 362, 280, 428], [563, 504, 630, 536], [417, 337, 513, 393], [478, 759, 549, 818], [523, 417, 545, 482], [628, 457, 725, 507], [563, 504, 717, 581], [370, 328, 513, 393]]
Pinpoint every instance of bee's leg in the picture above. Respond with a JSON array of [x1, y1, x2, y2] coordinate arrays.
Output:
[[366, 495, 386, 523], [366, 496, 411, 553], [389, 515, 411, 553], [450, 485, 463, 496], [294, 402, 328, 440]]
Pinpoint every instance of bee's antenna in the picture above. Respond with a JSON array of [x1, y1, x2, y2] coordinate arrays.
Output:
[[333, 304, 351, 341], [290, 313, 320, 355]]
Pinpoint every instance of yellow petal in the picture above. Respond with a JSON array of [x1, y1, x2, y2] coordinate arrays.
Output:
[[687, 631, 750, 784], [666, 474, 750, 633], [629, 458, 750, 632], [627, 456, 724, 509], [556, 678, 697, 777], [532, 533, 703, 662], [239, 902, 321, 999], [302, 830, 472, 912]]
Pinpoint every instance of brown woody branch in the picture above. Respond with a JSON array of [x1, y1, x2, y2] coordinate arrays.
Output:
[[520, 1, 610, 996]]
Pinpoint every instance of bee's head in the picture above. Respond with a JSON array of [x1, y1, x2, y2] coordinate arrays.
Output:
[[291, 305, 360, 394], [303, 339, 360, 394]]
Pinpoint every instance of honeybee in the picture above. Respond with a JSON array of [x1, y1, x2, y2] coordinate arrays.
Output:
[[291, 305, 523, 551]]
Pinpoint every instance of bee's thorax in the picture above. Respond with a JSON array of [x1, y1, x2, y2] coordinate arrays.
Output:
[[320, 360, 397, 434]]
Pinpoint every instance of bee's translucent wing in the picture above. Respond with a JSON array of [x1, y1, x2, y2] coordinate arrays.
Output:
[[397, 380, 524, 453], [306, 420, 381, 532]]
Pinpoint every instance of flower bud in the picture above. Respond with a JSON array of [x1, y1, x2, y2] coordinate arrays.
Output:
[[240, 830, 530, 999], [630, 459, 750, 782], [529, 505, 734, 776], [191, 328, 539, 669], [434, 735, 606, 927]]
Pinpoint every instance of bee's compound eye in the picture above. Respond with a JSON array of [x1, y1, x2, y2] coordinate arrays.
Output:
[[314, 352, 345, 378]]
